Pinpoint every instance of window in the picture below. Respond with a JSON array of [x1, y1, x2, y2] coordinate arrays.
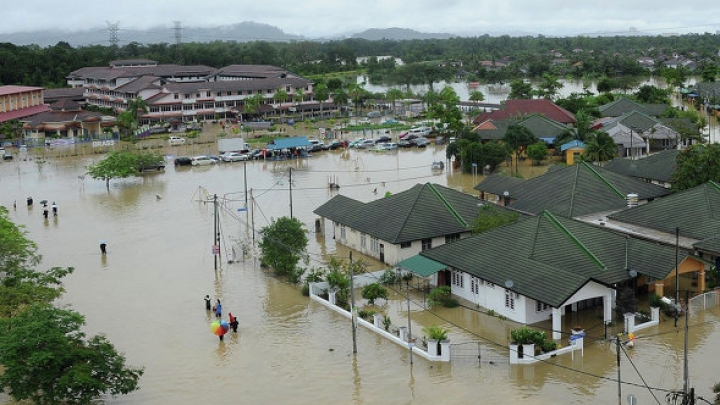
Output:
[[340, 226, 346, 240], [445, 233, 461, 244], [471, 277, 479, 295], [206, 91, 211, 97], [505, 289, 515, 310], [400, 241, 411, 249], [360, 234, 366, 249], [173, 94, 179, 100], [421, 238, 432, 251], [370, 237, 379, 253], [536, 301, 550, 312], [451, 269, 464, 288]]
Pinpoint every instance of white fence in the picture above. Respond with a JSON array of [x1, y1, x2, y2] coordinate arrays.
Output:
[[689, 290, 720, 316]]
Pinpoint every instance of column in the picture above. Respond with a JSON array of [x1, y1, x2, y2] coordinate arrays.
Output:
[[603, 293, 612, 325], [552, 307, 562, 340], [698, 269, 706, 292], [655, 282, 665, 297]]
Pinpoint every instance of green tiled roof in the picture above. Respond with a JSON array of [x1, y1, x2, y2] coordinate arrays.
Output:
[[397, 255, 447, 277], [473, 173, 527, 195], [609, 181, 720, 241], [420, 211, 687, 307], [599, 98, 669, 118], [603, 149, 678, 183], [314, 183, 494, 243], [475, 119, 509, 141], [517, 114, 570, 139], [694, 235, 720, 256], [504, 161, 671, 217]]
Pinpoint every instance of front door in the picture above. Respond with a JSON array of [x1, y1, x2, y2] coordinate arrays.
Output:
[[379, 244, 385, 263]]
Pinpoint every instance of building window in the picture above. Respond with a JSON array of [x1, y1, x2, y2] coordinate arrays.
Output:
[[360, 234, 366, 249], [173, 94, 179, 99], [471, 277, 479, 294], [370, 237, 379, 253], [505, 289, 515, 310], [451, 270, 464, 288], [400, 241, 411, 249], [421, 238, 432, 251], [536, 301, 550, 312], [445, 233, 460, 244], [340, 226, 346, 240]]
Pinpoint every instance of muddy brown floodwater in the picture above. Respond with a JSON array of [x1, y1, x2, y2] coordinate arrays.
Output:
[[1, 141, 719, 405]]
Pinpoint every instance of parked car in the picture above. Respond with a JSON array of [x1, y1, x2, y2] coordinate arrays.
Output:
[[397, 140, 413, 148], [383, 142, 398, 150], [168, 136, 186, 146], [367, 111, 381, 118], [191, 155, 216, 166], [357, 139, 376, 149], [435, 136, 446, 145], [327, 140, 347, 150], [412, 137, 431, 147], [399, 133, 419, 141], [375, 135, 392, 144], [349, 139, 366, 148], [174, 156, 193, 166], [308, 138, 325, 152], [383, 118, 399, 125], [3, 149, 13, 160], [221, 152, 249, 162]]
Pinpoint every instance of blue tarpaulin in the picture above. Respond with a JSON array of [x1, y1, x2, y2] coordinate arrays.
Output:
[[267, 136, 312, 150]]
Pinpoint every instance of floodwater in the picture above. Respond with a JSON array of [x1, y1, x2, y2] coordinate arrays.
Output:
[[1, 137, 720, 405]]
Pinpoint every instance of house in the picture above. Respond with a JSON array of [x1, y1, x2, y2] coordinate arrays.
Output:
[[313, 183, 520, 265], [474, 161, 671, 216], [399, 210, 703, 339], [21, 99, 113, 141], [603, 149, 679, 188], [602, 181, 720, 286], [472, 114, 568, 144], [560, 140, 585, 165], [472, 99, 576, 126], [598, 98, 669, 118], [602, 123, 648, 159], [0, 85, 51, 125], [599, 111, 681, 154]]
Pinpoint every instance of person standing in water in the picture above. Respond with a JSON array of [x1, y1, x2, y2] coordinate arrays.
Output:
[[215, 300, 222, 318], [51, 202, 57, 216], [204, 295, 212, 311]]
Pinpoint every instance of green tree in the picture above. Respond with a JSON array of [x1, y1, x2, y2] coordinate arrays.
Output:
[[471, 204, 520, 234], [314, 83, 330, 116], [116, 111, 136, 137], [582, 131, 617, 163], [509, 79, 534, 99], [671, 143, 720, 191], [535, 73, 562, 100], [0, 303, 143, 405], [526, 141, 549, 165], [386, 88, 404, 116], [503, 124, 536, 174], [469, 90, 485, 102], [244, 93, 266, 119], [126, 96, 148, 123], [259, 216, 308, 281], [86, 151, 142, 189], [361, 283, 388, 305]]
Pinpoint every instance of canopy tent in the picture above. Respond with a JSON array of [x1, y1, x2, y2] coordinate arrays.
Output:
[[396, 255, 446, 277], [267, 136, 312, 150]]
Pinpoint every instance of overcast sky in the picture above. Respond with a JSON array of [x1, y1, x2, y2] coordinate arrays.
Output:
[[2, 0, 720, 38]]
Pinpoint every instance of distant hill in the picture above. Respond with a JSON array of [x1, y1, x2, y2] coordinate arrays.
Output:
[[351, 28, 456, 41], [0, 21, 304, 47]]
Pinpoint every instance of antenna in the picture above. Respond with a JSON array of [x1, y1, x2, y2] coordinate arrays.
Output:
[[106, 21, 120, 48], [173, 21, 183, 64]]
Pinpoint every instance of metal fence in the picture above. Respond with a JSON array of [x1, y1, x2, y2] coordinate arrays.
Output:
[[450, 341, 507, 366], [688, 290, 720, 316]]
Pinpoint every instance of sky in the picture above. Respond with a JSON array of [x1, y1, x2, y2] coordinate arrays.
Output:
[[2, 0, 720, 39]]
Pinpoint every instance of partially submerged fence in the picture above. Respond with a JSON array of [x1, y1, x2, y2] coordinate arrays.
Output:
[[689, 290, 720, 316]]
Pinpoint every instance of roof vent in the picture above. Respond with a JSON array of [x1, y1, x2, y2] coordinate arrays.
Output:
[[626, 193, 639, 207]]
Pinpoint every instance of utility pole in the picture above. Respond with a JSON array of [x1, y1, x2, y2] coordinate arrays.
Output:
[[213, 194, 219, 270], [683, 289, 690, 395], [616, 335, 621, 405], [675, 227, 680, 327], [349, 252, 357, 354], [289, 167, 293, 219], [250, 189, 255, 245], [173, 21, 183, 64], [407, 276, 413, 365]]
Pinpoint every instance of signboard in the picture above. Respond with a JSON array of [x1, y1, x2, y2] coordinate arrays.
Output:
[[92, 140, 115, 148], [211, 245, 220, 255]]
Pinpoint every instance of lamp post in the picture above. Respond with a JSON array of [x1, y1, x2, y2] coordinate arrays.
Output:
[[629, 127, 633, 160]]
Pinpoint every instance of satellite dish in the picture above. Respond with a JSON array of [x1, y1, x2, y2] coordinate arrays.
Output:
[[503, 191, 510, 197], [504, 279, 514, 288], [628, 269, 638, 278]]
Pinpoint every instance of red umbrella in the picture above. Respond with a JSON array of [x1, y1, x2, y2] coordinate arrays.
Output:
[[210, 320, 229, 336]]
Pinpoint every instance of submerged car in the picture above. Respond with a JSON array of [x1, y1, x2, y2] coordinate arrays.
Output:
[[191, 155, 216, 166], [412, 137, 430, 147], [221, 152, 249, 162], [174, 156, 193, 166]]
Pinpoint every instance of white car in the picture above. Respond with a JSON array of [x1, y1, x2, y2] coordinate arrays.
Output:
[[221, 152, 249, 162], [191, 155, 216, 166], [168, 136, 186, 146]]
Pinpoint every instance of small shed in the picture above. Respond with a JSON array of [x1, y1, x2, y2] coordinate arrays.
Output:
[[561, 140, 586, 165]]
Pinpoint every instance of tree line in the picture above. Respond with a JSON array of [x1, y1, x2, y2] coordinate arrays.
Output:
[[4, 33, 720, 89]]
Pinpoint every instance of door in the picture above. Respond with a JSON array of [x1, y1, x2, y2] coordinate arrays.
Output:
[[379, 244, 385, 263]]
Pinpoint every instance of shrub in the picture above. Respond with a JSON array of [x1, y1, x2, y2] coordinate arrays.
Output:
[[383, 315, 392, 331], [379, 269, 401, 285], [361, 283, 388, 305], [427, 286, 453, 308], [357, 308, 376, 320], [422, 325, 449, 341]]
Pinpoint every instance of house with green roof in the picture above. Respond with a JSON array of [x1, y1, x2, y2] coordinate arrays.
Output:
[[474, 161, 671, 218], [598, 98, 669, 118], [599, 111, 681, 154], [473, 114, 569, 145], [313, 183, 520, 266], [400, 210, 702, 340], [603, 149, 678, 188], [603, 181, 720, 294]]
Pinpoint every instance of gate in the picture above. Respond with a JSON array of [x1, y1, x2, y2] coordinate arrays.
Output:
[[450, 342, 507, 366]]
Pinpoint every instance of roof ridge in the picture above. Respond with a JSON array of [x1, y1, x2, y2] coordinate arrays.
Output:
[[568, 164, 580, 217], [389, 184, 426, 242], [541, 211, 607, 270], [707, 181, 720, 220], [580, 161, 625, 198], [427, 183, 469, 228]]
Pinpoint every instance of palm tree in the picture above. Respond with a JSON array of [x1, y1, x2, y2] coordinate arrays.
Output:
[[274, 88, 289, 123], [126, 96, 148, 125], [314, 83, 330, 117], [346, 82, 366, 116], [244, 93, 266, 120], [386, 88, 404, 117], [469, 90, 485, 103], [583, 132, 617, 163]]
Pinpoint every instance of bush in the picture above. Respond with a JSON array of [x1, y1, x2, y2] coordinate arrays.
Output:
[[428, 286, 453, 308], [357, 308, 376, 320], [379, 269, 401, 285], [422, 325, 449, 341], [361, 283, 388, 305]]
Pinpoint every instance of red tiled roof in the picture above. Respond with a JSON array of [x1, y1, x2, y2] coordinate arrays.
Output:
[[0, 85, 44, 96], [472, 99, 576, 125], [0, 104, 52, 122]]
